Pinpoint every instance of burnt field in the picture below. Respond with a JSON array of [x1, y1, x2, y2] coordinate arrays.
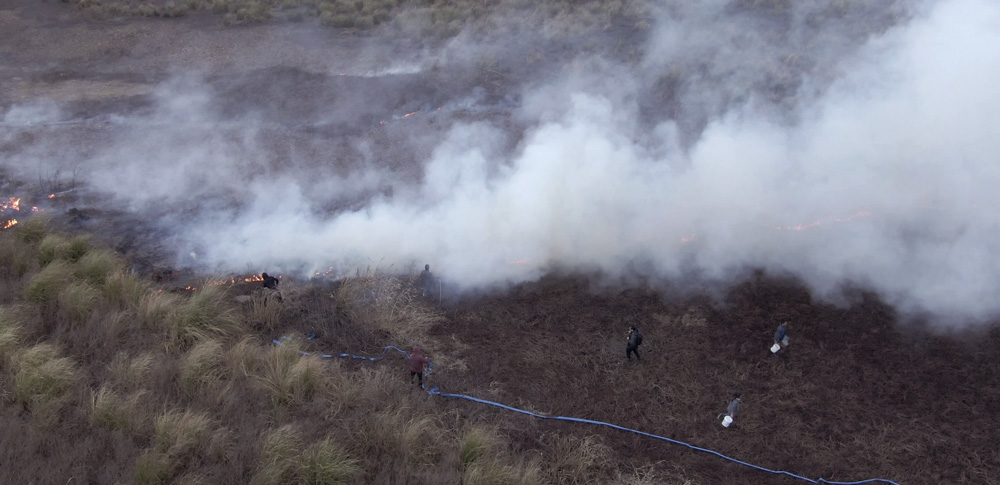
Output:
[[3, 0, 1000, 483]]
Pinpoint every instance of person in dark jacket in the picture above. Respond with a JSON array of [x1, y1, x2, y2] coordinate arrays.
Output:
[[418, 264, 433, 297], [626, 325, 643, 361], [261, 272, 279, 290], [261, 272, 284, 302], [409, 346, 430, 389]]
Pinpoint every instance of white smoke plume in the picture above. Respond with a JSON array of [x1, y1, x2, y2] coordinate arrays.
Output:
[[3, 0, 999, 325]]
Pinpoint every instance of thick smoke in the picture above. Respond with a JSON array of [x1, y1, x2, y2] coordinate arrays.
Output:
[[3, 0, 999, 324]]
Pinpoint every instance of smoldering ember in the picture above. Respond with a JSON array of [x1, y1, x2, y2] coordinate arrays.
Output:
[[1, 0, 998, 484]]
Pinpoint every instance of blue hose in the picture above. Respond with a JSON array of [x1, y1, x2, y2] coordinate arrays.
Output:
[[273, 337, 901, 485]]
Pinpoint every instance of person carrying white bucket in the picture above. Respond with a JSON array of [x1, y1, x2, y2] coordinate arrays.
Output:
[[770, 321, 790, 355], [720, 393, 741, 427]]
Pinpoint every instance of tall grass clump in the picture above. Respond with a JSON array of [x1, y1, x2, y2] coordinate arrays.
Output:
[[139, 290, 180, 329], [104, 271, 151, 309], [25, 260, 74, 305], [166, 283, 243, 350], [137, 408, 220, 482], [37, 233, 92, 266], [253, 425, 360, 485], [57, 280, 102, 323], [179, 339, 224, 394], [74, 248, 125, 285], [12, 342, 79, 428], [0, 232, 35, 277], [335, 267, 443, 342], [0, 306, 22, 350], [90, 384, 146, 432], [299, 437, 362, 484], [255, 343, 325, 407], [246, 291, 283, 331], [459, 425, 520, 484], [14, 214, 50, 244], [108, 351, 155, 391]]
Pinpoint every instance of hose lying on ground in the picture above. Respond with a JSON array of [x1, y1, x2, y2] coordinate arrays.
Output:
[[273, 337, 902, 485]]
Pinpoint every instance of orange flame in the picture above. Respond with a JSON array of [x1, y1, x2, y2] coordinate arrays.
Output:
[[1, 197, 21, 211], [48, 194, 56, 199], [402, 111, 418, 118], [3, 219, 18, 229]]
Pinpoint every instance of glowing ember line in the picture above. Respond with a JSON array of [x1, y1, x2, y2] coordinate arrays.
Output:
[[3, 219, 18, 229], [402, 111, 418, 118]]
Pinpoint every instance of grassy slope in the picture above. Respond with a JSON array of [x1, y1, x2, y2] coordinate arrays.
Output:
[[1, 218, 694, 484]]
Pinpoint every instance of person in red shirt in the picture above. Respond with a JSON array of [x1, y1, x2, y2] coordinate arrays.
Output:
[[409, 346, 430, 389]]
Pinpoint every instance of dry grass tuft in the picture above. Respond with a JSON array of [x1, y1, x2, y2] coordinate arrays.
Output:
[[74, 248, 126, 285], [138, 290, 180, 329], [108, 351, 156, 391], [13, 214, 50, 244], [253, 425, 361, 485], [543, 433, 612, 484], [254, 343, 325, 407], [335, 267, 444, 343], [104, 272, 151, 309], [244, 290, 284, 331], [25, 260, 74, 306], [0, 231, 36, 278], [166, 283, 243, 350], [90, 384, 147, 433], [12, 342, 79, 428], [0, 306, 23, 364], [57, 280, 102, 323], [179, 339, 224, 394]]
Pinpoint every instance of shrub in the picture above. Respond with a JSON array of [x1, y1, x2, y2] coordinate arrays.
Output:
[[75, 248, 125, 285], [57, 280, 102, 323], [25, 260, 73, 305], [37, 233, 92, 265], [166, 283, 243, 350]]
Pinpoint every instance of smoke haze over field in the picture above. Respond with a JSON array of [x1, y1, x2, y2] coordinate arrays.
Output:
[[4, 0, 1000, 324]]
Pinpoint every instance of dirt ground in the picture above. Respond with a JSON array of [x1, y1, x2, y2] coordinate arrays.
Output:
[[3, 1, 999, 484]]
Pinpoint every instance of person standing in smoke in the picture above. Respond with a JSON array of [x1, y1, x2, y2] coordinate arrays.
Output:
[[409, 346, 430, 389], [626, 325, 643, 361], [419, 264, 434, 298], [771, 321, 790, 355]]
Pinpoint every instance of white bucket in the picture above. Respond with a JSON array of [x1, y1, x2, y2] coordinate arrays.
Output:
[[721, 415, 733, 427], [770, 343, 781, 353]]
